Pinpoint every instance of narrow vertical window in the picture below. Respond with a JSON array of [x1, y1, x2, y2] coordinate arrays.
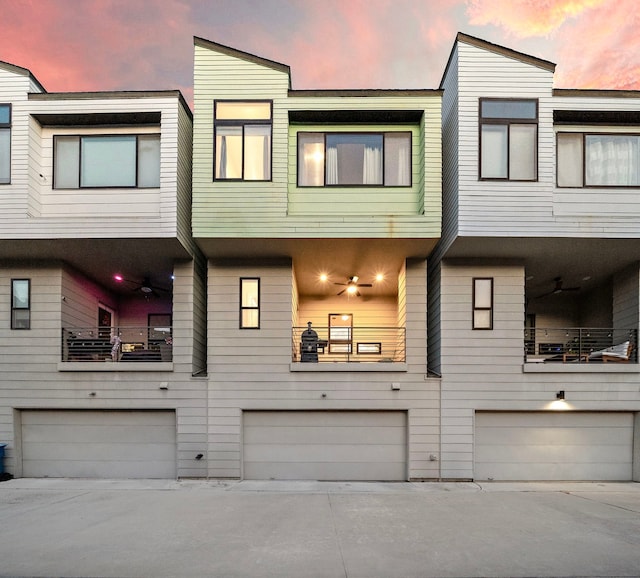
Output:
[[11, 278, 30, 329], [473, 278, 493, 330], [240, 278, 260, 329], [0, 104, 11, 184]]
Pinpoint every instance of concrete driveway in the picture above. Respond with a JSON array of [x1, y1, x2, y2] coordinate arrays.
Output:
[[1, 479, 639, 578]]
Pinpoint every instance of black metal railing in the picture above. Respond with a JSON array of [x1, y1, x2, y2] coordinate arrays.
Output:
[[524, 327, 637, 364], [291, 326, 406, 363], [62, 326, 173, 362]]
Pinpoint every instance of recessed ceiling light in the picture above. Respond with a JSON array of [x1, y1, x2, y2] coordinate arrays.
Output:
[[319, 273, 328, 282]]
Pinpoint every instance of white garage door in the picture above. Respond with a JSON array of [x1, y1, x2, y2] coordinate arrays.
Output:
[[21, 410, 176, 479], [475, 412, 633, 481], [243, 411, 407, 481]]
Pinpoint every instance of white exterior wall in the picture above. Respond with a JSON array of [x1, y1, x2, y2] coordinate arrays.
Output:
[[2, 93, 189, 239], [207, 259, 440, 480], [456, 42, 555, 239], [453, 40, 640, 240], [439, 260, 640, 480], [0, 261, 209, 478]]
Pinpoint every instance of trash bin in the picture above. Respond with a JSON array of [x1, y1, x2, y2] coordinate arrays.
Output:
[[0, 444, 6, 474]]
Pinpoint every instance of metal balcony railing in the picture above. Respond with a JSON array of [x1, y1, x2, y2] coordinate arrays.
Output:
[[292, 326, 406, 363], [62, 326, 173, 362], [525, 327, 637, 364]]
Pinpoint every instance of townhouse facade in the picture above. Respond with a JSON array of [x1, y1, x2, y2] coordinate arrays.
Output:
[[1, 32, 639, 482], [192, 37, 442, 480], [0, 60, 208, 479], [432, 33, 640, 481]]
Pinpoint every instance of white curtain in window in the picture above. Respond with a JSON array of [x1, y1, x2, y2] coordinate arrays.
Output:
[[363, 145, 382, 184], [137, 135, 160, 188], [384, 133, 410, 186], [244, 125, 271, 180], [509, 124, 536, 180], [557, 133, 583, 187], [481, 125, 508, 178], [216, 127, 242, 179], [586, 135, 640, 186], [326, 145, 338, 184]]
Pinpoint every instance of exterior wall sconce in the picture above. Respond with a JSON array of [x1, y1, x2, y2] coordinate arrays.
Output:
[[556, 390, 565, 400]]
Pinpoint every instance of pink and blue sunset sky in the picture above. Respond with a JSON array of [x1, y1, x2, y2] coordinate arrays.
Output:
[[2, 0, 639, 106]]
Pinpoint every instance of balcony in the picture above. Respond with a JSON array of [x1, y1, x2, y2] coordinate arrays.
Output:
[[61, 326, 173, 364], [525, 327, 637, 364], [291, 326, 406, 366]]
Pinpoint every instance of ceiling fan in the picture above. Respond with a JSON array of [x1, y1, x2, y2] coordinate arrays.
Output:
[[114, 275, 169, 298], [536, 277, 580, 299], [334, 275, 372, 297]]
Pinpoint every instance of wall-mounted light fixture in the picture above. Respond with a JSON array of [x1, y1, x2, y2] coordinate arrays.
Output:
[[556, 390, 565, 400]]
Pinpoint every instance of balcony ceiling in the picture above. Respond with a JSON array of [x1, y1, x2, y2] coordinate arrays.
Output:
[[445, 237, 640, 301], [201, 237, 437, 297], [0, 238, 188, 296]]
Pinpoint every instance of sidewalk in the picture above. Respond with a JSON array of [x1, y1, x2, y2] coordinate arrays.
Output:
[[1, 479, 640, 577]]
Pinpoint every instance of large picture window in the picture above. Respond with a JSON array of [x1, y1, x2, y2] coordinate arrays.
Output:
[[298, 132, 411, 187], [557, 132, 640, 187], [54, 134, 160, 189], [0, 104, 10, 184], [479, 99, 537, 181], [11, 278, 30, 330], [214, 101, 272, 181]]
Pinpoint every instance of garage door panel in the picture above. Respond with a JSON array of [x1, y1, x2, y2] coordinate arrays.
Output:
[[477, 426, 631, 446], [244, 443, 404, 463], [475, 412, 633, 481], [22, 442, 176, 462], [476, 444, 632, 464], [243, 411, 406, 481], [23, 424, 176, 445], [22, 459, 176, 479], [243, 461, 406, 482], [244, 425, 405, 445], [245, 411, 403, 428], [479, 412, 629, 428], [21, 410, 176, 479]]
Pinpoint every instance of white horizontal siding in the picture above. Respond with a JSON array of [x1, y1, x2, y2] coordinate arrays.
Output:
[[192, 43, 441, 241], [1, 94, 189, 240], [438, 260, 640, 480], [207, 259, 438, 480], [449, 39, 640, 239], [0, 263, 208, 479]]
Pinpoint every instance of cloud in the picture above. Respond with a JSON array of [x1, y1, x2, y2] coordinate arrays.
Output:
[[466, 0, 606, 36], [1, 0, 195, 96], [553, 0, 640, 88], [1, 0, 638, 100]]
